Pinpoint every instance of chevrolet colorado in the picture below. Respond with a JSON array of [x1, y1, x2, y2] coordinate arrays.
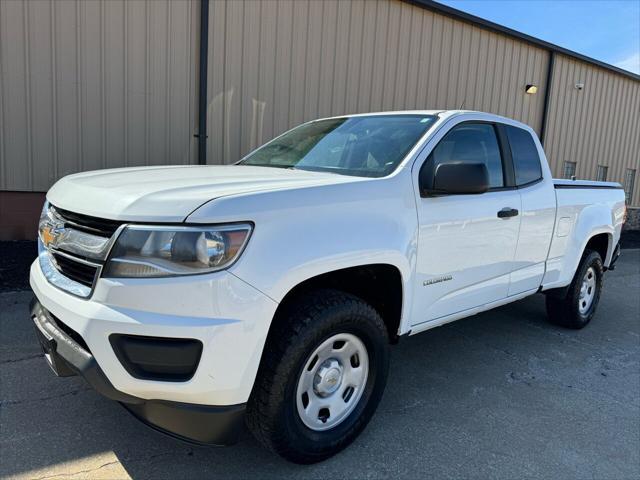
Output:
[[30, 111, 626, 463]]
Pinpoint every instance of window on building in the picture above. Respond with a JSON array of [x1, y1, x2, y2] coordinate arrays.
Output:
[[563, 161, 577, 179], [596, 165, 608, 182], [505, 125, 542, 186], [624, 169, 636, 204], [427, 123, 504, 188]]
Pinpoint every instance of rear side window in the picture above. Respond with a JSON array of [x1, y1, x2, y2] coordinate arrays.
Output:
[[505, 126, 542, 186]]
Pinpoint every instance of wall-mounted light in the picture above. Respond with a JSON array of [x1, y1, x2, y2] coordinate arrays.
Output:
[[525, 84, 538, 94], [575, 83, 584, 91]]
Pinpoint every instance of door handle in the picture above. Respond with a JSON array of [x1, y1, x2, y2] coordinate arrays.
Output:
[[497, 207, 519, 219]]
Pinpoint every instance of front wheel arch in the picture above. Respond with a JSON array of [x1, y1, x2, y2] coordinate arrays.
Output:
[[270, 264, 404, 343]]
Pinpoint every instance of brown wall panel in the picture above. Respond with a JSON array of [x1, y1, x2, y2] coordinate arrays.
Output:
[[1, 0, 637, 209], [544, 54, 640, 205], [0, 0, 199, 192], [205, 0, 550, 166]]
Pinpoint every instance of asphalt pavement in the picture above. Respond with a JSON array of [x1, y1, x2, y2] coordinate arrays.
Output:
[[1, 250, 639, 479]]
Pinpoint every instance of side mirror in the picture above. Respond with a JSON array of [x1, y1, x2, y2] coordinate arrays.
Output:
[[420, 162, 489, 196]]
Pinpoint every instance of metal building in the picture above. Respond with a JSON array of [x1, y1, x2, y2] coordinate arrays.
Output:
[[1, 0, 639, 239]]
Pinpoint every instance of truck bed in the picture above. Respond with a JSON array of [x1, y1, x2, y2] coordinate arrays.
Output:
[[553, 179, 623, 189], [542, 178, 626, 290]]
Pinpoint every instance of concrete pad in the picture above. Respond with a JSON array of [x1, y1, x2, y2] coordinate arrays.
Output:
[[1, 251, 638, 479]]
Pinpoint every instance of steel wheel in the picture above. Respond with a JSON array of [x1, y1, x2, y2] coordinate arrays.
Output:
[[295, 333, 369, 431], [578, 266, 596, 314]]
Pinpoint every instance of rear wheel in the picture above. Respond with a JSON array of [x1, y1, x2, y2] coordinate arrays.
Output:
[[246, 289, 389, 464], [545, 249, 604, 329]]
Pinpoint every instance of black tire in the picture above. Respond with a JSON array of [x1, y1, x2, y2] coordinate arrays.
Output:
[[246, 289, 390, 464], [545, 249, 604, 329]]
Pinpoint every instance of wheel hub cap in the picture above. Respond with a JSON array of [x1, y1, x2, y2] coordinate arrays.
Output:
[[314, 359, 343, 396], [296, 333, 369, 431], [579, 266, 596, 314]]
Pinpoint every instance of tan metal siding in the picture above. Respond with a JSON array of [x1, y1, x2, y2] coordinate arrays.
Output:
[[205, 0, 550, 165], [0, 0, 199, 192], [2, 0, 638, 209], [544, 54, 640, 205]]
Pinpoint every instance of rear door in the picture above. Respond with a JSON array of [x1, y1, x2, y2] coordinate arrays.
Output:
[[504, 125, 556, 295], [411, 121, 521, 325]]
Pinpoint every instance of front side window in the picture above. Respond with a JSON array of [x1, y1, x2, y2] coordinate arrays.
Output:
[[238, 115, 438, 178], [426, 123, 504, 188], [505, 125, 542, 185]]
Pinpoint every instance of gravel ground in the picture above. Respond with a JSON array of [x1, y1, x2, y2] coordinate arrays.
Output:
[[0, 241, 37, 292], [622, 230, 640, 249], [1, 249, 638, 479]]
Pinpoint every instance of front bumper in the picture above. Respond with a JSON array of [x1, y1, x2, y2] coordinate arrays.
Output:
[[29, 253, 279, 445], [30, 258, 278, 406], [31, 298, 246, 445]]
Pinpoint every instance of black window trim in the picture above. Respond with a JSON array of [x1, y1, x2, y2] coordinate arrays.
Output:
[[494, 123, 515, 190], [514, 176, 545, 189]]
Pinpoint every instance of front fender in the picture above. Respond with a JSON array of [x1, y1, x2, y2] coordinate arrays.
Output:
[[187, 171, 419, 330]]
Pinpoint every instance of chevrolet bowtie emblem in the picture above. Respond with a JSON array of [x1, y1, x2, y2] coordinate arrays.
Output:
[[40, 218, 65, 249], [41, 226, 56, 247]]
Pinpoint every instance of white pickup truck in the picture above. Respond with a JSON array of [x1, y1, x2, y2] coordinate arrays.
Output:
[[31, 110, 626, 463]]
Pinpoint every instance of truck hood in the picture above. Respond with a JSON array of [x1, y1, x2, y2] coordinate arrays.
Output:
[[47, 165, 353, 222]]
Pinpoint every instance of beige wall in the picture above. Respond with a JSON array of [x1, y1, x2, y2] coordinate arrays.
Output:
[[206, 0, 550, 165], [544, 53, 640, 206], [1, 0, 638, 208], [0, 0, 199, 192]]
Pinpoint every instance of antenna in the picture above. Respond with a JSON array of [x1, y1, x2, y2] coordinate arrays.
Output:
[[459, 100, 465, 110]]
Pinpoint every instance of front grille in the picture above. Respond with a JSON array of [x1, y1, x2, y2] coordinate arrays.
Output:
[[51, 252, 98, 288], [41, 204, 120, 294], [53, 205, 123, 237]]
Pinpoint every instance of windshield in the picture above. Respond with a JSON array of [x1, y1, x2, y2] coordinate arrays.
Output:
[[238, 114, 438, 177]]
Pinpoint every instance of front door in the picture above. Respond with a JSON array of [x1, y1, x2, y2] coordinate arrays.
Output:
[[411, 122, 521, 326]]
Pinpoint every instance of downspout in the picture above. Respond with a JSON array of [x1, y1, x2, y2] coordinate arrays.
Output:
[[539, 50, 555, 147], [196, 0, 210, 165]]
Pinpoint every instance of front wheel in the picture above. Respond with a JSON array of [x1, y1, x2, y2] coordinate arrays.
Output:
[[545, 249, 604, 329], [246, 289, 389, 464]]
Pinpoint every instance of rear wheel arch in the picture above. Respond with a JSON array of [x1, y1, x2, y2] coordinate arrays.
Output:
[[545, 231, 612, 298], [546, 249, 604, 329], [583, 232, 612, 267]]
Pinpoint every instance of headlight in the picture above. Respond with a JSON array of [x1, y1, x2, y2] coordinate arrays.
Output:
[[103, 224, 252, 278]]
